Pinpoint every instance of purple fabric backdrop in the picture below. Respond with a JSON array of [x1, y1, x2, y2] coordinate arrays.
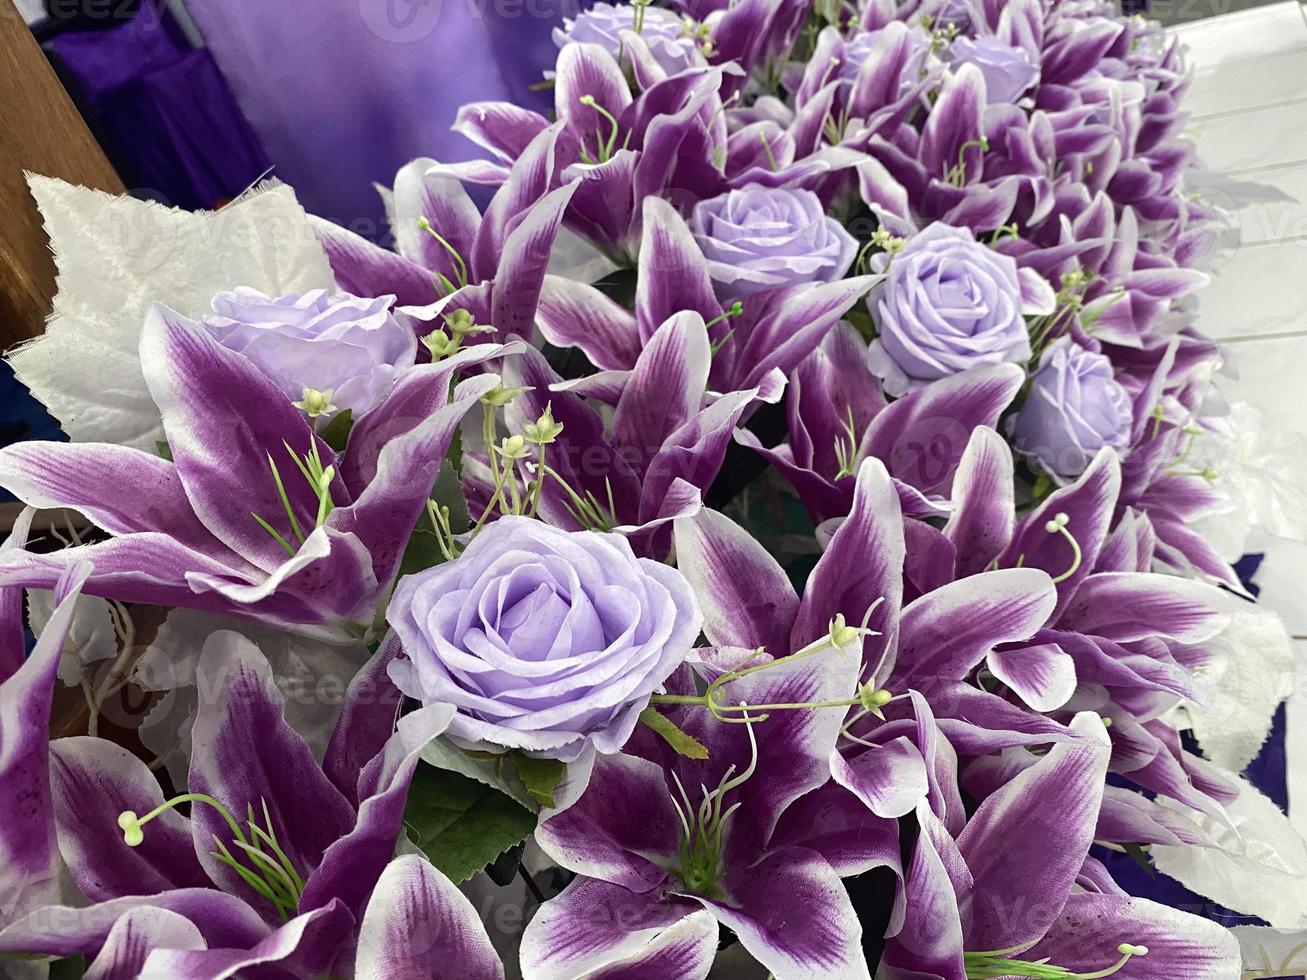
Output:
[[183, 0, 567, 238]]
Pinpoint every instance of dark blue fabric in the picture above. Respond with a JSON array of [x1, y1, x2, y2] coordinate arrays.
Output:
[[0, 362, 63, 501], [44, 1, 270, 211]]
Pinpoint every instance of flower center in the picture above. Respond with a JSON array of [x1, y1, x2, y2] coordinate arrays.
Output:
[[119, 794, 305, 921], [963, 942, 1148, 979], [665, 711, 759, 901]]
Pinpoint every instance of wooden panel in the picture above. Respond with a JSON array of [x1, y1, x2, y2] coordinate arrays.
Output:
[[0, 0, 124, 347]]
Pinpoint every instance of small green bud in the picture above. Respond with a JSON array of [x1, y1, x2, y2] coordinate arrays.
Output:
[[444, 308, 476, 335], [498, 434, 530, 461], [829, 614, 861, 650], [294, 387, 338, 419], [423, 329, 458, 359], [523, 404, 564, 445]]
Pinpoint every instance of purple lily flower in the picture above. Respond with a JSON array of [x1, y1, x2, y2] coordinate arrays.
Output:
[[523, 637, 898, 979], [738, 328, 1027, 522], [881, 713, 1241, 979], [311, 128, 579, 344], [536, 195, 877, 404], [675, 456, 1072, 767], [0, 632, 503, 978], [496, 309, 756, 558], [0, 309, 514, 640], [938, 435, 1242, 824]]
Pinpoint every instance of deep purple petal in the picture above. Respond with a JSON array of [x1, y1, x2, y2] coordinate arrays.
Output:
[[672, 508, 798, 656], [956, 713, 1111, 950], [700, 847, 869, 980], [50, 737, 209, 901], [186, 631, 356, 906]]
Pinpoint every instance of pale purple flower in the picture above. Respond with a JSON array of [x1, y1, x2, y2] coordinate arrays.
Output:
[[1012, 338, 1133, 480], [690, 185, 858, 299], [553, 2, 703, 76], [201, 288, 416, 420], [387, 516, 702, 762], [867, 223, 1053, 395], [949, 34, 1040, 104]]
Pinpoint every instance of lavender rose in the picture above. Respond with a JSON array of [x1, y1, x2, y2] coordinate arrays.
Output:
[[867, 223, 1053, 395], [949, 35, 1040, 104], [554, 2, 702, 76], [690, 185, 858, 300], [1011, 338, 1133, 480], [386, 517, 702, 762], [200, 287, 416, 420]]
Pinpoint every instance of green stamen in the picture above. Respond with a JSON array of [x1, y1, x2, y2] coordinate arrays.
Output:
[[963, 942, 1148, 979], [578, 95, 622, 163], [119, 795, 305, 921], [417, 216, 469, 289]]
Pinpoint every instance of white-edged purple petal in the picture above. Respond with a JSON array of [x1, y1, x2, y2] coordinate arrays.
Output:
[[636, 197, 721, 341], [956, 713, 1111, 951], [791, 457, 904, 666], [892, 568, 1056, 687], [535, 275, 642, 371], [986, 642, 1077, 712], [944, 426, 1015, 576], [50, 737, 209, 901], [140, 304, 325, 574], [519, 876, 701, 980], [0, 562, 90, 916], [186, 631, 356, 905], [1022, 892, 1241, 979], [138, 899, 352, 980], [699, 846, 870, 980], [354, 855, 503, 980], [84, 907, 205, 980], [535, 752, 680, 890], [672, 508, 798, 657]]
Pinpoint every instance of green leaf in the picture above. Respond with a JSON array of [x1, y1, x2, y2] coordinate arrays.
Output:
[[420, 737, 536, 810], [155, 440, 173, 462], [318, 408, 354, 453], [639, 707, 709, 760], [402, 762, 536, 884], [507, 752, 568, 808]]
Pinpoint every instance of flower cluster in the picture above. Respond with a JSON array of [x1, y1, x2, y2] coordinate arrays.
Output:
[[0, 1, 1292, 978]]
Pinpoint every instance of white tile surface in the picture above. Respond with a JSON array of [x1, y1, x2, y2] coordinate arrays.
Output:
[[1173, 2, 1307, 825]]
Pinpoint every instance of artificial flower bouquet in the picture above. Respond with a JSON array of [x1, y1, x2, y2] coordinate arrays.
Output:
[[1, 0, 1302, 977]]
